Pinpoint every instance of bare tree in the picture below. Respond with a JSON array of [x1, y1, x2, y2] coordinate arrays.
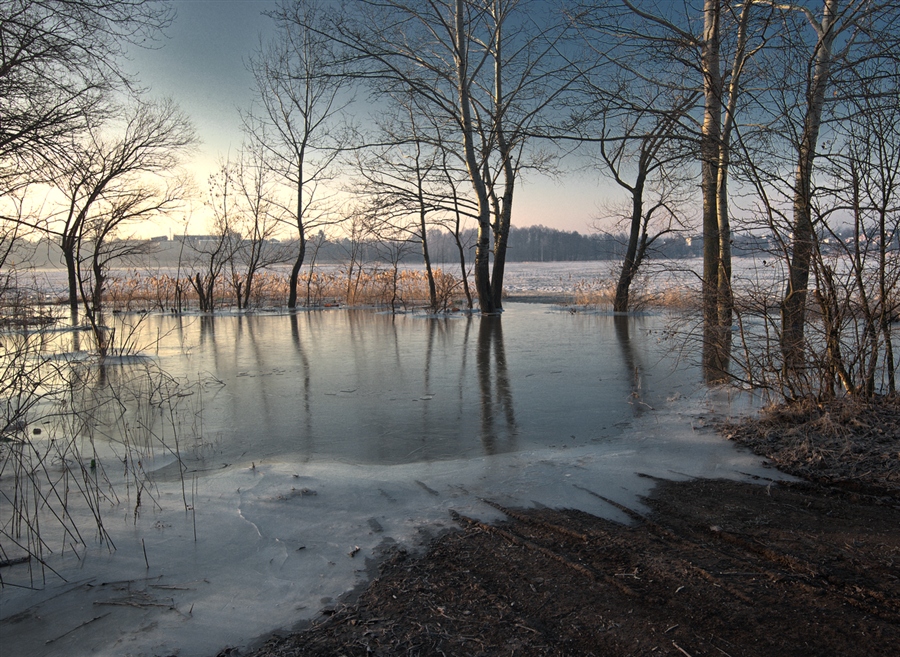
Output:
[[846, 71, 900, 394], [352, 93, 478, 311], [791, 64, 900, 398], [225, 146, 292, 310], [576, 0, 774, 378], [435, 144, 477, 309], [303, 228, 330, 306], [436, 0, 496, 311], [43, 98, 195, 321], [78, 178, 188, 355], [477, 0, 580, 310], [765, 0, 900, 375], [245, 0, 349, 309], [592, 92, 697, 312], [285, 0, 496, 309], [363, 211, 418, 312], [299, 0, 579, 314], [340, 208, 371, 306], [190, 166, 241, 313], [774, 0, 841, 372], [709, 1, 900, 398]]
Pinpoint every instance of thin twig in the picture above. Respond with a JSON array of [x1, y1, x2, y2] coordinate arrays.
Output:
[[45, 614, 111, 644], [673, 642, 694, 657]]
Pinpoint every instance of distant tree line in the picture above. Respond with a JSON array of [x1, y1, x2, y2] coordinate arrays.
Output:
[[312, 226, 703, 263], [11, 220, 883, 271]]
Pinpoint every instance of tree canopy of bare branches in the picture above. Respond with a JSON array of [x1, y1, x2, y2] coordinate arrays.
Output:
[[0, 0, 174, 197]]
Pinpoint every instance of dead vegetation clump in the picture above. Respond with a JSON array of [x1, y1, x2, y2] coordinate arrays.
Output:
[[722, 395, 900, 499], [570, 278, 699, 311], [643, 284, 700, 311]]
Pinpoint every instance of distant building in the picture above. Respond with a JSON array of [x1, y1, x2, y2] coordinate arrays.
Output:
[[173, 234, 217, 244]]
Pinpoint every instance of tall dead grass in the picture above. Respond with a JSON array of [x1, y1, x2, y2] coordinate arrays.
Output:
[[102, 266, 466, 313], [0, 340, 205, 583], [572, 277, 700, 312]]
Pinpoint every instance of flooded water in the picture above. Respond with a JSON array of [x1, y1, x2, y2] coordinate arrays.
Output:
[[2, 302, 776, 657], [134, 304, 697, 467]]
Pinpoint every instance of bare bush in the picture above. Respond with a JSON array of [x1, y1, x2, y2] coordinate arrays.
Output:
[[0, 318, 206, 582]]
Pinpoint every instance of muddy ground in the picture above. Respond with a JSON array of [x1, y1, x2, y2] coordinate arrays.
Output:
[[224, 397, 900, 657]]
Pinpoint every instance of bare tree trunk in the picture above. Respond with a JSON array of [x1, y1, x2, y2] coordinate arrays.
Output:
[[455, 238, 473, 309], [614, 173, 645, 313], [420, 218, 438, 310], [490, 144, 514, 311], [780, 0, 838, 372], [288, 236, 307, 309], [441, 153, 473, 309], [449, 199, 473, 309], [709, 0, 760, 381], [91, 252, 104, 319], [701, 0, 726, 381], [455, 0, 495, 314], [243, 269, 254, 309], [490, 12, 514, 312], [288, 158, 307, 309], [714, 0, 756, 333], [878, 205, 895, 392], [413, 139, 438, 310], [64, 244, 79, 318]]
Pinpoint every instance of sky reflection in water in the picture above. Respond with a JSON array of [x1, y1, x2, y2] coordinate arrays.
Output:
[[147, 303, 699, 467], [5, 303, 761, 657]]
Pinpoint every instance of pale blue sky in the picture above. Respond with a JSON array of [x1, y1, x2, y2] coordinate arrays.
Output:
[[127, 0, 604, 235], [129, 0, 276, 159]]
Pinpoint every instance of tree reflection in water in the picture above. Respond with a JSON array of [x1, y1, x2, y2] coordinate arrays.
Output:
[[613, 314, 649, 418], [55, 304, 699, 466], [477, 316, 517, 454]]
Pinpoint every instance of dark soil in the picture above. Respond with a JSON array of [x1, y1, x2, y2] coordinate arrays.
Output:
[[226, 398, 900, 657]]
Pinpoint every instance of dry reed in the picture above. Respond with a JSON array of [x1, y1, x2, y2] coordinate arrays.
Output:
[[100, 266, 467, 313]]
